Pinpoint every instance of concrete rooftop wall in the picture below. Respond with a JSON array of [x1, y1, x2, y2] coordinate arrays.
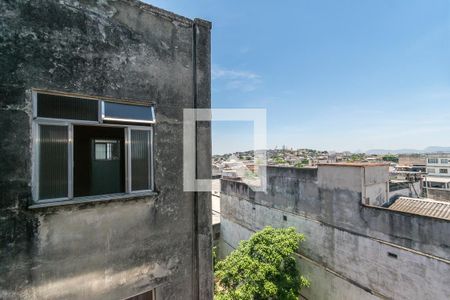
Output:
[[0, 1, 212, 299], [220, 165, 450, 299], [222, 165, 449, 260]]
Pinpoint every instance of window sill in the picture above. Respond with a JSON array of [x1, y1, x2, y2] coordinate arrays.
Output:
[[29, 191, 158, 209]]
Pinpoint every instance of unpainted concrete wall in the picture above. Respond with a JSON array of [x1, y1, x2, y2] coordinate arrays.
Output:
[[220, 165, 450, 300], [0, 1, 212, 299], [426, 188, 450, 202]]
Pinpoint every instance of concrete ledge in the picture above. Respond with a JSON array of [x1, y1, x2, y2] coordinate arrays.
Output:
[[28, 191, 159, 210], [194, 18, 213, 29], [318, 162, 390, 167], [123, 0, 194, 26]]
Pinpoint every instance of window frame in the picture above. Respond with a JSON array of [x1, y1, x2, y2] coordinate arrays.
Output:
[[32, 119, 72, 203], [102, 101, 156, 124], [127, 127, 154, 193], [428, 158, 439, 164], [93, 139, 121, 161], [31, 90, 155, 204]]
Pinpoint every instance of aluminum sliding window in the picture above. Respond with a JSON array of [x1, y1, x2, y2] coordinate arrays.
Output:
[[128, 128, 153, 192], [37, 93, 98, 121], [32, 91, 154, 203], [102, 102, 155, 124], [35, 124, 70, 201]]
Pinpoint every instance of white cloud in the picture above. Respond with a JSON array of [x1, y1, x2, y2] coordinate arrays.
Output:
[[212, 65, 261, 92]]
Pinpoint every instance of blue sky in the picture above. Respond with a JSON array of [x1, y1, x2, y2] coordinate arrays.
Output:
[[147, 0, 450, 154]]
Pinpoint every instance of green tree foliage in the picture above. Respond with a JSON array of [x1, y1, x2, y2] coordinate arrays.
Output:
[[215, 227, 310, 300], [273, 156, 287, 164], [294, 162, 304, 168], [382, 154, 399, 163], [349, 153, 365, 162], [213, 246, 218, 271], [294, 159, 310, 168]]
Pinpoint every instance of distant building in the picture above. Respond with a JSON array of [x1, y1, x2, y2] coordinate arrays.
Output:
[[423, 155, 450, 201], [212, 164, 222, 178], [222, 169, 240, 179], [426, 154, 450, 176], [423, 176, 450, 202], [398, 154, 426, 168], [327, 152, 337, 163], [366, 156, 381, 162]]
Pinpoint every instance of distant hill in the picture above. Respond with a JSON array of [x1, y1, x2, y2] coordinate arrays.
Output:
[[424, 146, 450, 153], [366, 147, 450, 155]]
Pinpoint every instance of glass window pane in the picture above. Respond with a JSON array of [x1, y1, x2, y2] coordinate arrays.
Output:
[[131, 130, 151, 191], [37, 93, 98, 121], [103, 102, 154, 123], [95, 143, 107, 160], [109, 141, 120, 160], [94, 140, 120, 160], [38, 125, 68, 200]]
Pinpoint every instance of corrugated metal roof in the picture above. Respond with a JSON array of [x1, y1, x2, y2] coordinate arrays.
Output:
[[388, 197, 450, 220]]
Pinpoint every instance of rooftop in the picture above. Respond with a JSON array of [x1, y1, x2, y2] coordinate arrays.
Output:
[[318, 162, 389, 167], [427, 153, 450, 158], [388, 197, 450, 220], [124, 0, 211, 28], [424, 177, 450, 183]]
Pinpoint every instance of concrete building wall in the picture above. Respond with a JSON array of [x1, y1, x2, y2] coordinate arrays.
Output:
[[398, 154, 426, 166], [426, 188, 450, 202], [426, 155, 450, 177], [220, 165, 450, 300], [0, 1, 212, 299]]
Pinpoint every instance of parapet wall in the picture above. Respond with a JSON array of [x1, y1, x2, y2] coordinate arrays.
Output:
[[222, 165, 449, 260], [427, 188, 450, 202], [220, 165, 450, 299]]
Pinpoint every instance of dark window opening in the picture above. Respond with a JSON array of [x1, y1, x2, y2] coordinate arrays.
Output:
[[387, 252, 398, 259], [74, 125, 125, 197], [429, 182, 446, 189], [126, 290, 154, 300]]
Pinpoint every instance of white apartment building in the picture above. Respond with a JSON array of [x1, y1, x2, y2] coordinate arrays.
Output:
[[424, 154, 450, 201], [426, 154, 450, 177]]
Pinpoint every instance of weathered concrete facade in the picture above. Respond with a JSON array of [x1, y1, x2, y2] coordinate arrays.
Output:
[[0, 1, 212, 299], [426, 188, 450, 202], [220, 165, 450, 300]]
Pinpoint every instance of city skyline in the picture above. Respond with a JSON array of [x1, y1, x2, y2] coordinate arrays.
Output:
[[147, 0, 450, 154]]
